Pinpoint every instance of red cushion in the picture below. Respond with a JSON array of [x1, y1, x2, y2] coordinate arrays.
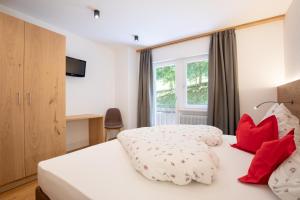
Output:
[[231, 114, 278, 153], [239, 130, 296, 184]]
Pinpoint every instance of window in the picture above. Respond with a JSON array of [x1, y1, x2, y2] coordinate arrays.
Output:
[[154, 55, 208, 126], [155, 64, 176, 125], [186, 60, 208, 107]]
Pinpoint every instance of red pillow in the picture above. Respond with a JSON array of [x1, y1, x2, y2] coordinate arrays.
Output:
[[231, 114, 278, 153], [239, 130, 296, 184]]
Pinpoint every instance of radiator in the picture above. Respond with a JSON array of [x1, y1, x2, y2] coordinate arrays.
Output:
[[179, 111, 207, 125], [155, 110, 176, 125], [155, 109, 208, 125]]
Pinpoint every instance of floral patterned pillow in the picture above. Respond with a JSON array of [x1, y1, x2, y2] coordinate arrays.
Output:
[[294, 126, 300, 148], [266, 104, 300, 200], [267, 103, 300, 200], [268, 151, 300, 200]]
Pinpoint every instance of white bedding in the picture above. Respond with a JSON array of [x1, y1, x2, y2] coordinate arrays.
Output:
[[118, 125, 223, 185], [38, 135, 279, 200]]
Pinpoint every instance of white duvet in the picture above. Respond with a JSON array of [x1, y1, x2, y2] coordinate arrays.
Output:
[[117, 125, 223, 185]]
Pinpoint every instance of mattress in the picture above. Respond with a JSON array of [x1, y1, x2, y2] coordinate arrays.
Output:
[[38, 135, 279, 200]]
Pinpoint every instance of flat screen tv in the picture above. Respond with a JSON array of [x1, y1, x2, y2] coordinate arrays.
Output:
[[66, 56, 86, 77]]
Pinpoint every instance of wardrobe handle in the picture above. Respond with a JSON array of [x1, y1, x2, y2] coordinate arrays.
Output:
[[17, 92, 21, 105], [27, 93, 32, 105]]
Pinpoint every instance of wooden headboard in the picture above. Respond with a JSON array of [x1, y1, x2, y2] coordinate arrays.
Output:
[[277, 79, 300, 119]]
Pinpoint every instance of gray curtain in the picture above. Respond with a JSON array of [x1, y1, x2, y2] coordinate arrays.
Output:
[[137, 49, 154, 127], [207, 29, 240, 135]]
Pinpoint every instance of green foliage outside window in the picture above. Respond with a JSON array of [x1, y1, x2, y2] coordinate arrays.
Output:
[[186, 61, 208, 105], [155, 60, 208, 109], [156, 66, 176, 108]]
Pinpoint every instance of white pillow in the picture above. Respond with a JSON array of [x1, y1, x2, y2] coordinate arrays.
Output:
[[264, 104, 299, 138], [267, 104, 300, 200], [295, 125, 300, 147], [268, 152, 300, 200], [264, 103, 280, 117]]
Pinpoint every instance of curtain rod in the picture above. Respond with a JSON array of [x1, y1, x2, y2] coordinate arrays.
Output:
[[136, 15, 285, 53]]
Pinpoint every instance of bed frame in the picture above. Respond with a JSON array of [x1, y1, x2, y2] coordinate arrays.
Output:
[[35, 80, 300, 200], [36, 186, 50, 200]]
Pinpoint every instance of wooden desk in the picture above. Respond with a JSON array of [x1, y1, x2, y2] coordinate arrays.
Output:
[[66, 114, 105, 146]]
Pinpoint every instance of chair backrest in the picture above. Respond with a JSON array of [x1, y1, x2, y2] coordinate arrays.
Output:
[[104, 108, 123, 129]]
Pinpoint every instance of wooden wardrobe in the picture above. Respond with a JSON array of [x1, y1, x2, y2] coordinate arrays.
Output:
[[0, 12, 66, 187]]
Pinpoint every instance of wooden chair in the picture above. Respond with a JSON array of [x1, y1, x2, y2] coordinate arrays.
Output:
[[104, 108, 123, 141]]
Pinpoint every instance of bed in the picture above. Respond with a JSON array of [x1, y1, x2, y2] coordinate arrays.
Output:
[[36, 80, 300, 200], [36, 135, 278, 200]]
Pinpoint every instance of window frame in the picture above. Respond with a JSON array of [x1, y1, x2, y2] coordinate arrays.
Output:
[[183, 55, 209, 111], [152, 54, 209, 126]]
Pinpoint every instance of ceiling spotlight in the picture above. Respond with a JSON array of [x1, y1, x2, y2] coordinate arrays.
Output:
[[94, 9, 100, 19], [133, 35, 139, 41]]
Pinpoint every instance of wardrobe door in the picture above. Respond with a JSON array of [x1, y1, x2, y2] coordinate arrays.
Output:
[[24, 23, 66, 176], [0, 13, 25, 186]]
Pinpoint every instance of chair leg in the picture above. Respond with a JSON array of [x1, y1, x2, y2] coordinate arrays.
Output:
[[104, 129, 108, 142], [104, 128, 123, 142]]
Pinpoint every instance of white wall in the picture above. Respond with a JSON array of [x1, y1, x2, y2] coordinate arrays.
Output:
[[152, 37, 210, 62], [114, 46, 139, 129], [152, 21, 285, 123], [236, 21, 285, 123], [65, 34, 116, 150], [284, 0, 300, 81], [0, 5, 116, 151]]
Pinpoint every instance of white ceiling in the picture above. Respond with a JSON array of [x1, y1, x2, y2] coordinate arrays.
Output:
[[0, 0, 293, 47]]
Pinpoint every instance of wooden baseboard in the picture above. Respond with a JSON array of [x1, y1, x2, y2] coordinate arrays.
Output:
[[0, 175, 36, 193]]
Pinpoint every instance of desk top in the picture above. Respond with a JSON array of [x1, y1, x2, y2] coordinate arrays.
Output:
[[66, 114, 103, 121]]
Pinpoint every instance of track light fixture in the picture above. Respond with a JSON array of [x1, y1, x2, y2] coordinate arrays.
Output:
[[94, 9, 100, 19], [133, 35, 139, 41]]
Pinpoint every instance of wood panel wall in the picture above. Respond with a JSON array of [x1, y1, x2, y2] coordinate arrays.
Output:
[[277, 79, 300, 119]]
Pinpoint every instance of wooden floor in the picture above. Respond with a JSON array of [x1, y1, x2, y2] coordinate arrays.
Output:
[[0, 181, 37, 200]]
